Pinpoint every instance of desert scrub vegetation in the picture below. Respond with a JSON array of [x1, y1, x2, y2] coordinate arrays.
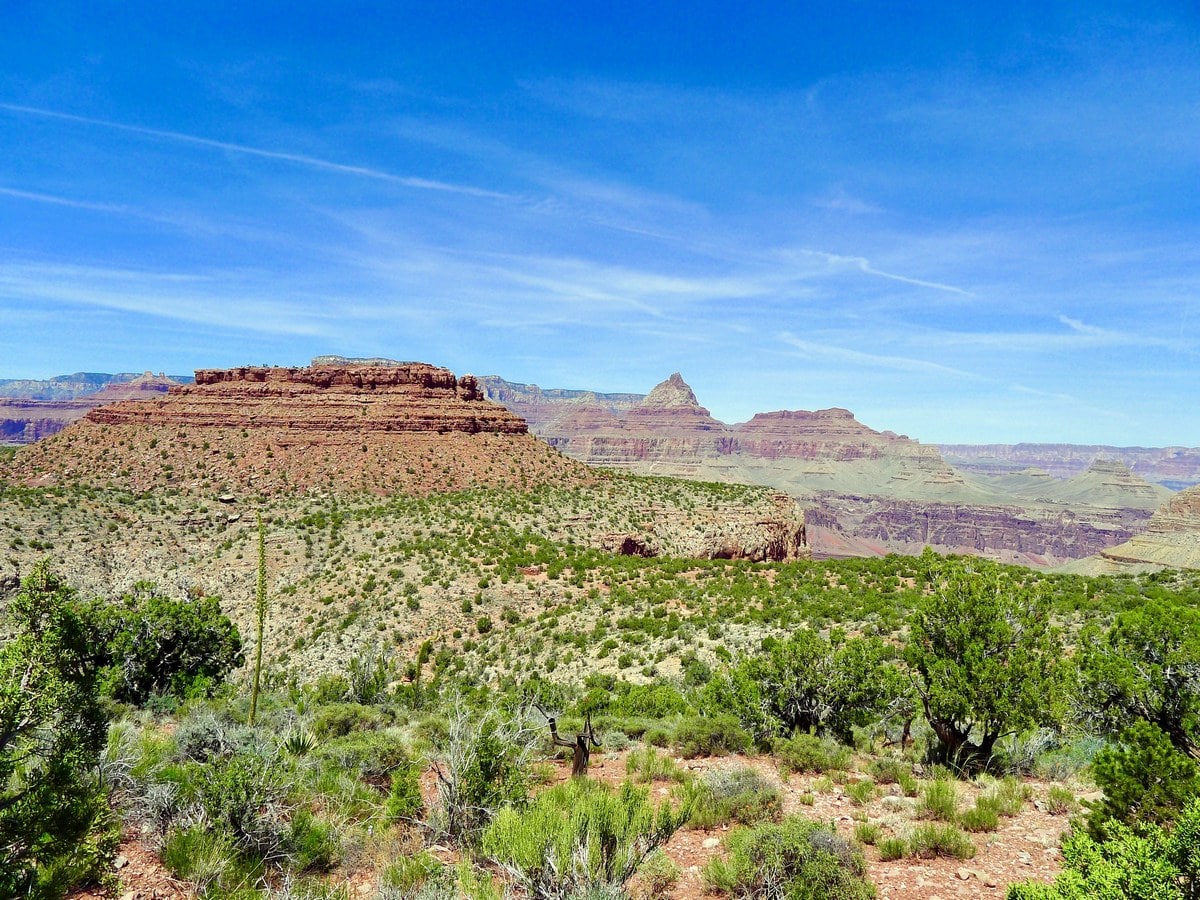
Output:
[[11, 486, 1200, 899], [704, 815, 875, 900]]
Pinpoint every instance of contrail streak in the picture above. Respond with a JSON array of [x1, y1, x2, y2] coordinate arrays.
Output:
[[0, 102, 514, 201]]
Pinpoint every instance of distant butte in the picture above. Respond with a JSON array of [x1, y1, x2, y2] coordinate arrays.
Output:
[[89, 362, 527, 435], [8, 360, 587, 497]]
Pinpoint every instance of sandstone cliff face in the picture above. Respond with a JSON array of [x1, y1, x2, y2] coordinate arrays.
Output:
[[7, 361, 585, 497], [601, 492, 808, 563], [479, 376, 643, 430], [94, 364, 523, 434]]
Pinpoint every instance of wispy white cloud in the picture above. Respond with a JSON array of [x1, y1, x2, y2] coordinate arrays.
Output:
[[787, 249, 975, 296], [0, 262, 336, 337], [0, 103, 516, 201], [0, 186, 132, 215], [927, 316, 1189, 353], [778, 331, 982, 379]]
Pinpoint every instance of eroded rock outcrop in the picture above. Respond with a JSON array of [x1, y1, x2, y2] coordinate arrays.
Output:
[[8, 361, 584, 497], [602, 492, 808, 562], [94, 363, 523, 434], [1067, 485, 1200, 573]]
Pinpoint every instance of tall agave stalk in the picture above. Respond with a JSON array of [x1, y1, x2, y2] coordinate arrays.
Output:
[[248, 511, 267, 726]]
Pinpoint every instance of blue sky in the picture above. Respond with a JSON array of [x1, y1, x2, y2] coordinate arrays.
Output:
[[2, 2, 1198, 444]]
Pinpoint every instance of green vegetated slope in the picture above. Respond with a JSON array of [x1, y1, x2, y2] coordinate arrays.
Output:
[[1, 472, 1198, 683], [0, 474, 799, 673], [8, 466, 1200, 900]]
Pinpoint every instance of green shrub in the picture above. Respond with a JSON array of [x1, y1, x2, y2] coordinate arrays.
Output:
[[869, 757, 913, 785], [481, 778, 688, 899], [643, 726, 671, 748], [1089, 720, 1200, 834], [907, 822, 976, 859], [607, 683, 691, 719], [431, 705, 537, 844], [385, 761, 424, 821], [310, 702, 391, 739], [0, 562, 114, 899], [378, 851, 449, 900], [845, 779, 876, 807], [1047, 785, 1076, 816], [193, 750, 292, 860], [671, 715, 750, 759], [980, 776, 1029, 817], [634, 850, 680, 900], [288, 808, 340, 873], [162, 825, 262, 899], [689, 766, 783, 828], [959, 799, 1000, 832], [704, 815, 874, 900], [311, 730, 409, 780], [173, 708, 257, 762], [88, 586, 243, 705], [1007, 818, 1183, 899], [773, 733, 852, 775], [626, 745, 684, 784], [854, 822, 881, 845]]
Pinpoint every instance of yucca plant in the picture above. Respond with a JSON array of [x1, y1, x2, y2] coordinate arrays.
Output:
[[281, 728, 320, 757]]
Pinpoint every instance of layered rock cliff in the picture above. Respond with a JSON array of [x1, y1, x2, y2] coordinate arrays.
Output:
[[488, 372, 1171, 566], [7, 361, 582, 497], [91, 363, 525, 434], [1065, 484, 1200, 573], [941, 442, 1200, 490]]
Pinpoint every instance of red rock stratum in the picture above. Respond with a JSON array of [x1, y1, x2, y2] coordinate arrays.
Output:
[[7, 361, 587, 496]]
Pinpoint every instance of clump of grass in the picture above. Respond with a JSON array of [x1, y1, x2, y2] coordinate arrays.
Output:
[[878, 837, 907, 861], [978, 775, 1029, 817], [626, 744, 685, 783], [869, 757, 913, 785], [958, 798, 1000, 832], [907, 823, 976, 860], [845, 779, 877, 807], [919, 777, 959, 821], [854, 822, 881, 845], [1046, 784, 1077, 815]]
